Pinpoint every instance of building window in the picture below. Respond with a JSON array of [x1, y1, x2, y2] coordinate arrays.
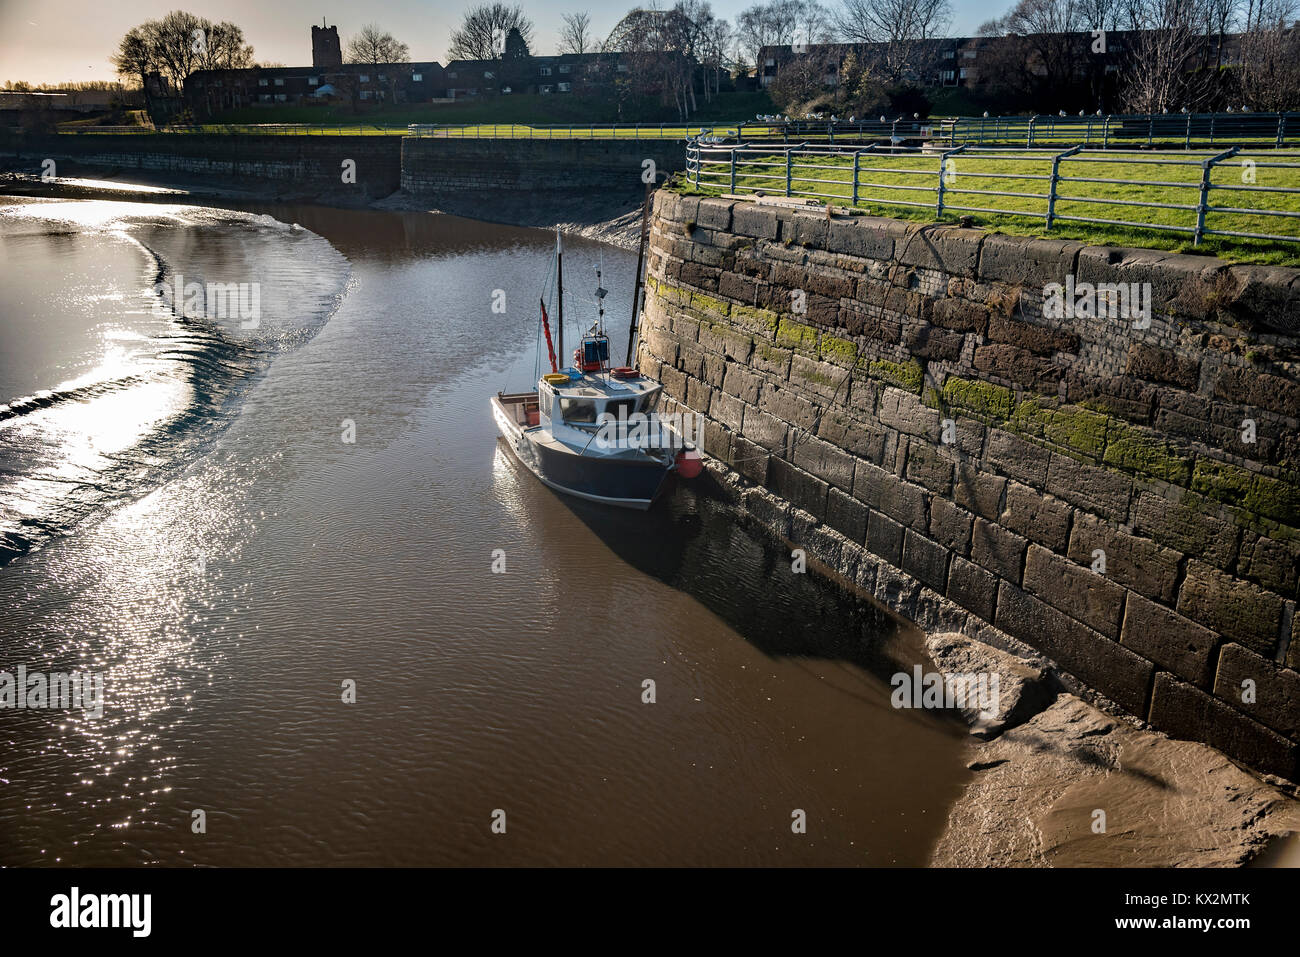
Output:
[[540, 84, 552, 94], [448, 71, 457, 78], [941, 70, 955, 82], [617, 63, 628, 72], [360, 90, 372, 100], [360, 73, 369, 82], [259, 93, 271, 101], [378, 73, 386, 81], [540, 66, 552, 76], [558, 82, 571, 92], [275, 93, 287, 101], [765, 58, 775, 67], [274, 77, 285, 86], [962, 50, 976, 59], [484, 70, 494, 79], [468, 87, 479, 95], [959, 67, 968, 79], [258, 78, 269, 86], [412, 72, 423, 82], [559, 64, 571, 73], [944, 50, 955, 58], [308, 76, 319, 86]]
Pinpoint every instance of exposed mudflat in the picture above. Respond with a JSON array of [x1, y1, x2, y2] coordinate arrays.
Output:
[[931, 689, 1300, 867]]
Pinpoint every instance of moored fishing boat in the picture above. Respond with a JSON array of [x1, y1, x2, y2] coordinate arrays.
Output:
[[492, 225, 700, 509]]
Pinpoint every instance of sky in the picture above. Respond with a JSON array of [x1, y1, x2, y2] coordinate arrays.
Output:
[[0, 0, 1004, 86]]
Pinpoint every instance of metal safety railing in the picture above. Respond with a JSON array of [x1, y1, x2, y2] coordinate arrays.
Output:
[[950, 111, 1300, 149], [685, 140, 1300, 246], [55, 123, 411, 136], [41, 111, 1300, 148], [406, 123, 738, 140]]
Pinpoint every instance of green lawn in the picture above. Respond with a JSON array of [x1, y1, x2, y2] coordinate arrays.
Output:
[[683, 148, 1300, 265]]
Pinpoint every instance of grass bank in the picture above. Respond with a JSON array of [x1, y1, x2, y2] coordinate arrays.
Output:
[[681, 147, 1300, 266]]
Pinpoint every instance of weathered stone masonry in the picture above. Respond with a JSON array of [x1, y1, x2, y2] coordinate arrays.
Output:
[[4, 133, 403, 200], [639, 190, 1300, 779], [401, 137, 685, 199]]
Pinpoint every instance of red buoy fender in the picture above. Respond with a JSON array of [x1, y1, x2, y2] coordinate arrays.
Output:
[[675, 450, 703, 479]]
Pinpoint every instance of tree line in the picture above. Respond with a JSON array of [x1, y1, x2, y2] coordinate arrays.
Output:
[[106, 2, 1300, 121]]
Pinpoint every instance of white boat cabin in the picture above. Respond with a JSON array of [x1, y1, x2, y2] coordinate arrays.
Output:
[[538, 372, 665, 451]]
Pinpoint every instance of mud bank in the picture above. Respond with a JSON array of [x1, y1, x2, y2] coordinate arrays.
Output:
[[696, 459, 1300, 867], [933, 689, 1300, 867], [918, 632, 1300, 868]]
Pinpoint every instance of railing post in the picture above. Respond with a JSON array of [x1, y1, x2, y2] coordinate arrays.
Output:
[[1278, 113, 1288, 147], [1027, 115, 1036, 148], [1102, 114, 1110, 149], [851, 150, 860, 206], [1147, 114, 1154, 147], [1046, 145, 1082, 230], [785, 148, 792, 196], [729, 146, 736, 193], [1185, 113, 1192, 149], [1195, 147, 1238, 245], [936, 144, 966, 219]]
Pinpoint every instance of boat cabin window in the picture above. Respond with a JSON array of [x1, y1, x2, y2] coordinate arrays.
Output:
[[539, 388, 553, 418], [558, 396, 598, 423], [605, 398, 637, 419]]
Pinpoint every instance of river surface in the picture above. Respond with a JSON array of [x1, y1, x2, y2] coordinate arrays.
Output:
[[0, 194, 970, 865]]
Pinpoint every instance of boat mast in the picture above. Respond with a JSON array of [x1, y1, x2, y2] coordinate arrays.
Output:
[[626, 183, 652, 367], [555, 227, 564, 370]]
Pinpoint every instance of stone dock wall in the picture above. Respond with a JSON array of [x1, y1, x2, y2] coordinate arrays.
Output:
[[3, 132, 404, 200], [1, 132, 687, 211], [400, 136, 686, 199], [638, 189, 1300, 780]]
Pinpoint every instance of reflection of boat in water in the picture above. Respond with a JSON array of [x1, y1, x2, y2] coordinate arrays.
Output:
[[492, 226, 700, 510]]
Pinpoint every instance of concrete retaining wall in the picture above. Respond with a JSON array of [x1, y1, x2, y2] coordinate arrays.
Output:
[[639, 189, 1300, 780], [3, 132, 403, 200], [401, 136, 686, 200]]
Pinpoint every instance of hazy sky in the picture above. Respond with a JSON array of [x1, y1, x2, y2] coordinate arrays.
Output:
[[0, 0, 1004, 85]]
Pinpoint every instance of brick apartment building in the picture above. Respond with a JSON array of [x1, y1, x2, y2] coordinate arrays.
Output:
[[757, 30, 1244, 93], [184, 22, 645, 116]]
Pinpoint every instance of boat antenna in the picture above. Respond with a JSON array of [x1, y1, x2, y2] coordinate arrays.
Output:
[[594, 260, 607, 332], [594, 259, 609, 380], [555, 227, 564, 371]]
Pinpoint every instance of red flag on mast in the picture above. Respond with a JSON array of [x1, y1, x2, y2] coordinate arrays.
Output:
[[540, 299, 558, 374]]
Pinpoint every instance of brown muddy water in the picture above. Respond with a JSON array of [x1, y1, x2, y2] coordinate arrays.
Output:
[[0, 195, 971, 865]]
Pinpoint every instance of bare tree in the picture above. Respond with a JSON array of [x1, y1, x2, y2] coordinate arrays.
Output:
[[559, 11, 593, 54], [448, 4, 535, 60], [997, 0, 1089, 95], [345, 24, 410, 105], [699, 10, 734, 96], [112, 11, 254, 97], [735, 0, 804, 68], [199, 22, 255, 72], [1238, 0, 1300, 109], [833, 0, 952, 82], [1078, 0, 1121, 28], [1122, 0, 1214, 112], [346, 24, 411, 65]]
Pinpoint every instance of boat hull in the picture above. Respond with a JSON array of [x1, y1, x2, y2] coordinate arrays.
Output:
[[491, 395, 672, 509]]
